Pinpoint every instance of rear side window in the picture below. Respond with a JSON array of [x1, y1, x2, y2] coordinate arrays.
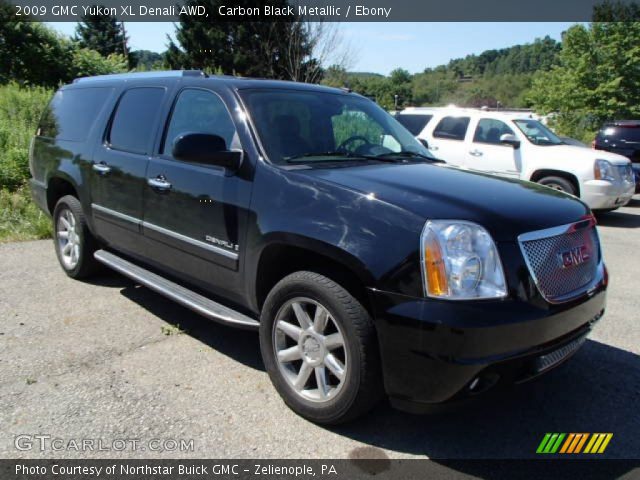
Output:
[[599, 125, 640, 143], [38, 87, 112, 142], [473, 118, 515, 144], [395, 114, 432, 136], [433, 116, 470, 141], [163, 89, 237, 154], [108, 87, 165, 154]]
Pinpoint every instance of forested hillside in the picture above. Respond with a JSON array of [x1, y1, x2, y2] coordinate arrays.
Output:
[[323, 36, 561, 109]]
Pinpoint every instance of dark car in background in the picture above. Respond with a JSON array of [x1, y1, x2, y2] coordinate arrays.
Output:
[[594, 121, 640, 193]]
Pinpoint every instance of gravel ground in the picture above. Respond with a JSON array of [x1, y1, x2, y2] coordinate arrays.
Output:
[[1, 198, 639, 461]]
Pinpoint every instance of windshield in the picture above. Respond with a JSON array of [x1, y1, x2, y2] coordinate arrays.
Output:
[[513, 119, 563, 146], [240, 89, 434, 165]]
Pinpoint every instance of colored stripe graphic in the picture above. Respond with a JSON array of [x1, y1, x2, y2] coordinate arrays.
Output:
[[559, 433, 575, 453], [536, 433, 552, 453], [537, 433, 613, 454]]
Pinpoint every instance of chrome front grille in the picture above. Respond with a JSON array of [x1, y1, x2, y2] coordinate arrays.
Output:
[[519, 220, 600, 303], [618, 164, 634, 183]]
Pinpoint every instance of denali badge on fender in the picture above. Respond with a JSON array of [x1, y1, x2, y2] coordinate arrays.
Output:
[[560, 245, 590, 268]]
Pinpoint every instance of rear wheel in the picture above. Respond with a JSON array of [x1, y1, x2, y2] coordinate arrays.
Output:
[[259, 271, 383, 424], [53, 195, 100, 279], [538, 176, 577, 196]]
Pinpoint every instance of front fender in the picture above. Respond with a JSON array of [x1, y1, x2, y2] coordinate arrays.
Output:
[[245, 162, 427, 308]]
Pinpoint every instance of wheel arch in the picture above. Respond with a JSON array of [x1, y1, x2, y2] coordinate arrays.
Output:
[[46, 175, 79, 213], [252, 238, 375, 316], [529, 169, 581, 197]]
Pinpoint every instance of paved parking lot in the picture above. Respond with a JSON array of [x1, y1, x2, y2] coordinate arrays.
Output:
[[1, 198, 639, 461]]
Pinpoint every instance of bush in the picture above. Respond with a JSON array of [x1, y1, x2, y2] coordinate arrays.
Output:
[[0, 186, 51, 242], [0, 83, 52, 190]]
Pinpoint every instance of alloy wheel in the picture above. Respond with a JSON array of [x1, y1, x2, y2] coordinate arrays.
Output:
[[273, 297, 348, 403], [56, 208, 81, 269]]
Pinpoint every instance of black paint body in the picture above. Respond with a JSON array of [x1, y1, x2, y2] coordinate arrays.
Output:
[[30, 74, 607, 410]]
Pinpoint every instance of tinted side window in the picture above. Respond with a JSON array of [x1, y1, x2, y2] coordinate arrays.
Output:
[[108, 88, 165, 154], [163, 89, 236, 154], [38, 87, 112, 141], [473, 118, 515, 144], [396, 114, 433, 136], [433, 116, 470, 141]]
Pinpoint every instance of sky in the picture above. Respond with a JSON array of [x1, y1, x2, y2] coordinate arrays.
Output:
[[48, 22, 577, 75]]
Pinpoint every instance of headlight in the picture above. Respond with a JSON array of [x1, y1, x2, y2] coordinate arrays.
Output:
[[594, 159, 615, 182], [421, 220, 507, 300]]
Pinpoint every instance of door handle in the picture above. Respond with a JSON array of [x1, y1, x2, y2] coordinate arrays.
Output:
[[92, 162, 111, 175], [429, 145, 439, 151], [469, 149, 483, 157], [147, 175, 172, 192]]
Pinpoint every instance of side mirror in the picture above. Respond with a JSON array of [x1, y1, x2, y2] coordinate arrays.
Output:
[[418, 138, 429, 149], [500, 133, 520, 149], [172, 133, 242, 171]]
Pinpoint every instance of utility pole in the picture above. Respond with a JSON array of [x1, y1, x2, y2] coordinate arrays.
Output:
[[121, 21, 128, 58]]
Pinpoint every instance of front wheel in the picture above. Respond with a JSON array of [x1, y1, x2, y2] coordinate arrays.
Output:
[[259, 271, 383, 424], [537, 176, 577, 196]]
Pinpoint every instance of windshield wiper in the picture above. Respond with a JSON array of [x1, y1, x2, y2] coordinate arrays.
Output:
[[285, 151, 354, 163], [285, 151, 398, 164], [375, 151, 445, 163]]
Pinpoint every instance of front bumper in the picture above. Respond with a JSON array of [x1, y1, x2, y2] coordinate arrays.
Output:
[[582, 178, 635, 209], [368, 265, 607, 412]]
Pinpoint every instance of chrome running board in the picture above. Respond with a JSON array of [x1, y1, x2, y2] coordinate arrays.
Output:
[[94, 250, 259, 330]]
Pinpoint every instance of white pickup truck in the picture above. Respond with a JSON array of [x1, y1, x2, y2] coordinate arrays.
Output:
[[395, 107, 635, 211]]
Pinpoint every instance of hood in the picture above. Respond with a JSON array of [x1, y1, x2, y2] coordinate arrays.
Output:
[[551, 144, 631, 165], [300, 163, 591, 241]]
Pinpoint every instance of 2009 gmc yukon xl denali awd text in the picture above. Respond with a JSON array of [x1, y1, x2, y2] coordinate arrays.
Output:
[[29, 71, 607, 424]]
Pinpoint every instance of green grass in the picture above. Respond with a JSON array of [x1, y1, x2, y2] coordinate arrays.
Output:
[[0, 83, 54, 242], [0, 83, 52, 191], [0, 186, 52, 243]]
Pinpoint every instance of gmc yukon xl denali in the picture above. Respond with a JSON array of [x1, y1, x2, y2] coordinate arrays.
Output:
[[30, 71, 608, 424]]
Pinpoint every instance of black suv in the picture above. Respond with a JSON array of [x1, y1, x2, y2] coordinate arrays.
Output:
[[594, 120, 640, 192], [30, 71, 607, 424]]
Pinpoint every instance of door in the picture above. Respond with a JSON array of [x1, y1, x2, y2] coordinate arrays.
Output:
[[141, 87, 251, 299], [426, 115, 471, 166], [466, 118, 521, 178], [91, 87, 167, 256]]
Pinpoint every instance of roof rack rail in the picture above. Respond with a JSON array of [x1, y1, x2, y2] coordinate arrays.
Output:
[[182, 70, 207, 77], [73, 70, 208, 84]]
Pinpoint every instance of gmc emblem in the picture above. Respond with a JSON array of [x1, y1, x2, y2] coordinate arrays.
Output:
[[559, 245, 590, 268]]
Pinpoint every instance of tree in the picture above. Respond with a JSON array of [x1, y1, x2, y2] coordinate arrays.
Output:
[[130, 50, 164, 70], [528, 23, 640, 140], [0, 5, 128, 87], [593, 0, 640, 21], [75, 10, 128, 59], [280, 21, 353, 83], [389, 68, 411, 85], [0, 4, 73, 87], [70, 49, 128, 78], [164, 0, 351, 82]]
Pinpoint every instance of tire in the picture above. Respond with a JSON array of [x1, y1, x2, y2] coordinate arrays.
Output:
[[537, 176, 577, 196], [259, 271, 383, 425], [594, 207, 619, 214], [52, 195, 101, 279]]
